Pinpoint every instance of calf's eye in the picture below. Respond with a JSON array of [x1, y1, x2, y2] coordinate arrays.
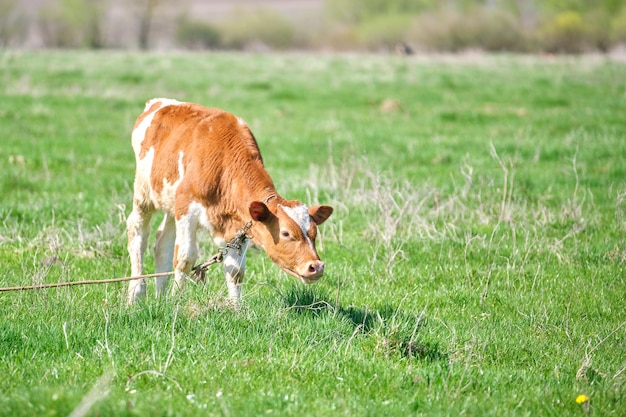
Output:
[[280, 230, 291, 239]]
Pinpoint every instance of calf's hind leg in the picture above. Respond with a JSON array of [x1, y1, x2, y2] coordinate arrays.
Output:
[[154, 213, 176, 297], [126, 205, 153, 304]]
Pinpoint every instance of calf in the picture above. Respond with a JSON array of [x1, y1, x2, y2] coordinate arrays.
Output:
[[126, 98, 333, 304]]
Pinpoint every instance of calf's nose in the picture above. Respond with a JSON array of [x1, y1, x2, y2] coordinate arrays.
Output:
[[304, 260, 325, 278]]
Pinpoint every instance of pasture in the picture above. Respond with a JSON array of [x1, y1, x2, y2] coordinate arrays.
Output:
[[0, 50, 625, 416]]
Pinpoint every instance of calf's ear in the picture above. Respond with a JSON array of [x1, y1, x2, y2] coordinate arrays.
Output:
[[249, 201, 272, 222], [309, 205, 333, 225]]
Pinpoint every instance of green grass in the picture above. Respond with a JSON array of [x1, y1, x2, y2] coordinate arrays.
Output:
[[1, 50, 625, 416]]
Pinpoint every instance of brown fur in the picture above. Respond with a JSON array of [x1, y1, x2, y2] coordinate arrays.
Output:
[[128, 99, 333, 294], [137, 103, 275, 240]]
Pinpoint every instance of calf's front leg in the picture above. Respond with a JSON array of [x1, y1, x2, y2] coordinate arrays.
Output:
[[223, 240, 249, 299], [170, 216, 199, 296]]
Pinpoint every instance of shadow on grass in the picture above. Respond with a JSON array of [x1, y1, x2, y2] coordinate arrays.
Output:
[[282, 286, 447, 363]]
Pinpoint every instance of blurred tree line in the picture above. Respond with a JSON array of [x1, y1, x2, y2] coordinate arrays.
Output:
[[324, 0, 626, 53], [1, 0, 625, 53]]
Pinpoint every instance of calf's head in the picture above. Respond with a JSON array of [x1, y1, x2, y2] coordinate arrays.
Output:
[[248, 200, 333, 284]]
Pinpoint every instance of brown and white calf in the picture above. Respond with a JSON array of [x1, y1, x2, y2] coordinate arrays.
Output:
[[126, 98, 333, 304]]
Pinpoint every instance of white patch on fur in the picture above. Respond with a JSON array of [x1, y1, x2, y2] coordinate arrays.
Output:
[[157, 150, 185, 211], [133, 146, 155, 207], [224, 240, 249, 299], [280, 204, 314, 250], [132, 98, 187, 211], [172, 210, 199, 293], [132, 98, 182, 153], [132, 112, 156, 154], [187, 201, 214, 235], [280, 204, 310, 233], [145, 97, 181, 112]]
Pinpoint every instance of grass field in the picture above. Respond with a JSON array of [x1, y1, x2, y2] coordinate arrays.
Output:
[[1, 50, 625, 416]]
